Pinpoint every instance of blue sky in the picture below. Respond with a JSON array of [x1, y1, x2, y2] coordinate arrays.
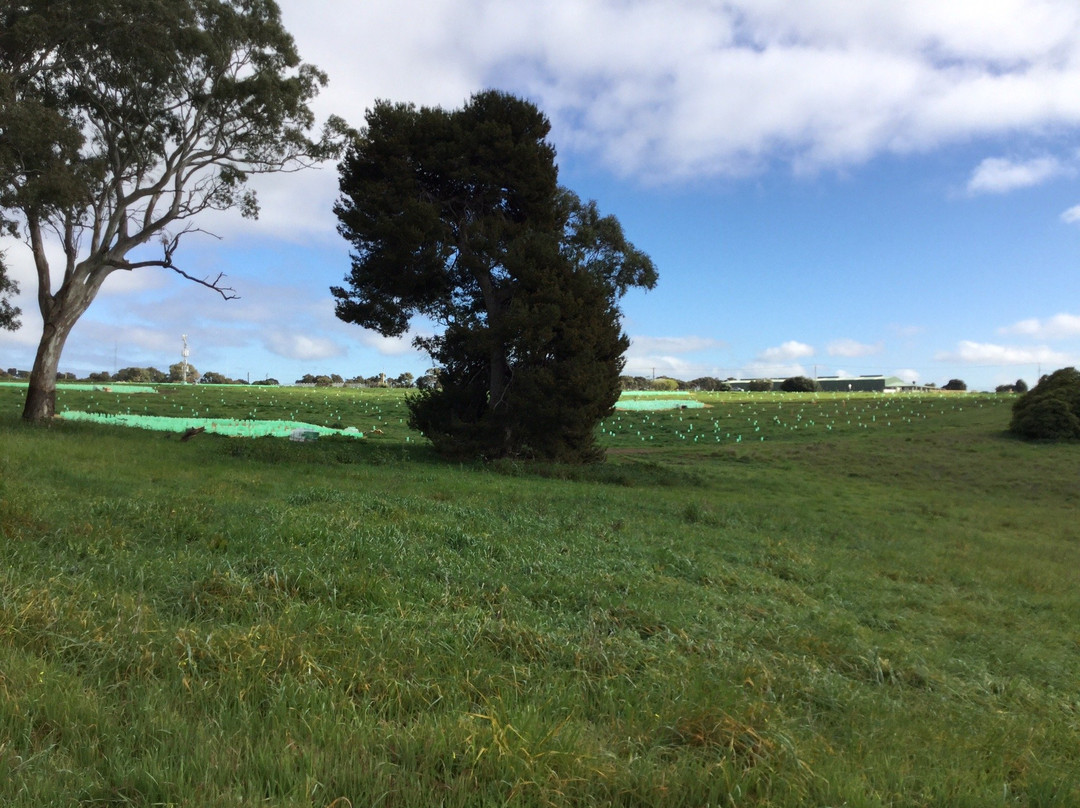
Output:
[[4, 0, 1080, 390]]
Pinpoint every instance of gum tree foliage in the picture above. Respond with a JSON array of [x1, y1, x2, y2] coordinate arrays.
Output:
[[114, 366, 166, 383], [0, 0, 342, 420], [1010, 367, 1080, 440], [943, 378, 967, 391], [333, 91, 657, 462], [168, 362, 198, 383], [0, 251, 19, 329], [689, 377, 731, 392]]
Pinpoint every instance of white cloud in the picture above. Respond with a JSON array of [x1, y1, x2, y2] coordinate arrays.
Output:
[[354, 330, 427, 357], [623, 335, 730, 378], [0, 323, 39, 350], [264, 333, 346, 361], [629, 336, 724, 354], [623, 355, 704, 378], [269, 0, 1080, 189], [827, 338, 883, 357], [192, 167, 343, 245], [893, 368, 920, 383], [935, 340, 1072, 365], [1061, 205, 1080, 224], [890, 323, 926, 338], [999, 313, 1080, 339], [759, 340, 814, 362], [741, 360, 808, 379], [966, 156, 1065, 195]]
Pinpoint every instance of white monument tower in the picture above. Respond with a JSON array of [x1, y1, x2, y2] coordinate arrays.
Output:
[[181, 335, 190, 384]]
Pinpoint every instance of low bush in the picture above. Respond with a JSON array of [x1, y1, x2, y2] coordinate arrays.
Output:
[[1010, 367, 1080, 440], [781, 376, 820, 393]]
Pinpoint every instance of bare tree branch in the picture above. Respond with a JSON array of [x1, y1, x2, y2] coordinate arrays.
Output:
[[168, 269, 238, 300]]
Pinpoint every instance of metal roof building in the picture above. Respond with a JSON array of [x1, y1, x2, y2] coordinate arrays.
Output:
[[726, 375, 925, 392]]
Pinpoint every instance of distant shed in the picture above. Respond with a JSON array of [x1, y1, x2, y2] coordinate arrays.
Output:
[[726, 375, 920, 392]]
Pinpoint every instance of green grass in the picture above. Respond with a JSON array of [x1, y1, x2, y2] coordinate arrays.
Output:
[[1, 386, 1077, 806]]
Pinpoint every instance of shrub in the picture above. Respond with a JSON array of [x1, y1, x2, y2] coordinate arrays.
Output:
[[746, 379, 774, 392], [781, 375, 820, 393], [651, 378, 679, 391], [689, 377, 731, 392], [1010, 367, 1080, 441], [943, 378, 967, 391]]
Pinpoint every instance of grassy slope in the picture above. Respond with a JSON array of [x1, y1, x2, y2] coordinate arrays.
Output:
[[0, 387, 1077, 806]]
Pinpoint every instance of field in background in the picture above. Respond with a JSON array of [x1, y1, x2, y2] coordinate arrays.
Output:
[[1, 382, 1004, 448], [1, 386, 1078, 806]]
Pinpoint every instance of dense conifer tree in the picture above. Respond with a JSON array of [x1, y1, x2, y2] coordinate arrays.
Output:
[[333, 91, 656, 461], [1010, 367, 1080, 440]]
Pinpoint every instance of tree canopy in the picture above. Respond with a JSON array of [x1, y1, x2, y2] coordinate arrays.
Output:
[[1, 0, 342, 419], [0, 251, 19, 330], [333, 91, 656, 461]]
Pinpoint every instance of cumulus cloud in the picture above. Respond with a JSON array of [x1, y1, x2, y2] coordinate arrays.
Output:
[[629, 336, 725, 354], [267, 0, 1080, 191], [264, 332, 346, 361], [966, 156, 1065, 195], [193, 167, 344, 245], [741, 360, 808, 379], [758, 340, 814, 362], [893, 368, 920, 383], [827, 338, 883, 357], [622, 335, 731, 378], [934, 340, 1071, 365], [1060, 205, 1080, 224], [354, 330, 427, 357], [623, 355, 705, 378], [999, 313, 1080, 339]]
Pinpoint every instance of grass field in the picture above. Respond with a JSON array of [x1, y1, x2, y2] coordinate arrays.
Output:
[[1, 385, 1078, 806]]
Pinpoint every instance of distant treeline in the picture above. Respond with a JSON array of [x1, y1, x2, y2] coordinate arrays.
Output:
[[620, 376, 735, 392], [0, 366, 438, 388]]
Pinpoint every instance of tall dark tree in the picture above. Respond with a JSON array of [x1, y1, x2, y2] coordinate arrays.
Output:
[[333, 90, 656, 461], [1, 0, 343, 420]]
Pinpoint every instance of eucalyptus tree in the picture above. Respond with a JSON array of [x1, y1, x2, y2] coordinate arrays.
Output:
[[333, 90, 656, 461], [0, 252, 18, 330], [0, 0, 343, 419]]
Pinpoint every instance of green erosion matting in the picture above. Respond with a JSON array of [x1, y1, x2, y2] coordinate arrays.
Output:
[[58, 411, 364, 439], [0, 382, 159, 393], [619, 390, 693, 396], [614, 398, 706, 411]]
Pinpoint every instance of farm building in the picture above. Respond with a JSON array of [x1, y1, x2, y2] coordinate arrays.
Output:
[[726, 375, 922, 392]]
